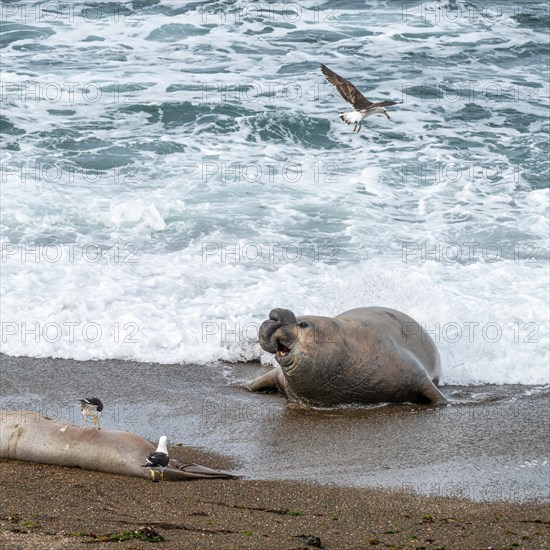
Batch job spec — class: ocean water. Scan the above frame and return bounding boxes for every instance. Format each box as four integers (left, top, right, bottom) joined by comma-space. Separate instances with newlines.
1, 0, 548, 385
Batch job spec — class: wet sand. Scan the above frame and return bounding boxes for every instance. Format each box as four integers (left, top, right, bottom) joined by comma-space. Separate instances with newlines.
1, 354, 549, 548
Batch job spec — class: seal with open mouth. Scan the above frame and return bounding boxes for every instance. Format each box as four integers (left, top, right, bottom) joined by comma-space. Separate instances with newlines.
247, 306, 447, 407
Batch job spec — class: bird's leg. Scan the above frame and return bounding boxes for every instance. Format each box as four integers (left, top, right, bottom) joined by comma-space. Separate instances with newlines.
355, 122, 362, 134
353, 123, 357, 132
150, 469, 155, 481
161, 470, 164, 482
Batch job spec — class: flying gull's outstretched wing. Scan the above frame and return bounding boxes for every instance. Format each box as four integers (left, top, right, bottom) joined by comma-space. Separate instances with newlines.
320, 64, 372, 110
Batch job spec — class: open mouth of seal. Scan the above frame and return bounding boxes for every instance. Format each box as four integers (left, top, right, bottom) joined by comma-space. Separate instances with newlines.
276, 340, 291, 357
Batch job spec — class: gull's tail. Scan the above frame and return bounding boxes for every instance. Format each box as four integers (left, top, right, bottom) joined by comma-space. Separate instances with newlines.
339, 111, 363, 125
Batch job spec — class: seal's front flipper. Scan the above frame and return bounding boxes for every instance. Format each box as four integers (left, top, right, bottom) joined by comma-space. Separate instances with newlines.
245, 366, 286, 394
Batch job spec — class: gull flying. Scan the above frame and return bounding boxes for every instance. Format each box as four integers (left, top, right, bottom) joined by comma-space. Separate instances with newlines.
321, 64, 399, 133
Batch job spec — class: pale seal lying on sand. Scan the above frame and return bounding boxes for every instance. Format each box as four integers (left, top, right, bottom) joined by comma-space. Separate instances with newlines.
0, 411, 239, 481
248, 307, 448, 407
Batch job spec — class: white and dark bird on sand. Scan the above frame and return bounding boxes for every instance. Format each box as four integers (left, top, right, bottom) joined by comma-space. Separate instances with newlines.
141, 436, 170, 482
79, 397, 103, 429
320, 64, 400, 133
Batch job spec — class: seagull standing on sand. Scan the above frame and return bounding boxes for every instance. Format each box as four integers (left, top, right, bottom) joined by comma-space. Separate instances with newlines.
79, 397, 104, 429
141, 436, 170, 482
320, 64, 400, 133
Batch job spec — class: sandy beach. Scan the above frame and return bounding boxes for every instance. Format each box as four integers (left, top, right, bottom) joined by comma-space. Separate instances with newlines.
1, 354, 549, 548
1, 455, 549, 549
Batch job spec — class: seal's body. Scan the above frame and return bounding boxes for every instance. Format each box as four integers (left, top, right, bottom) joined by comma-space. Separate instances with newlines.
248, 307, 447, 407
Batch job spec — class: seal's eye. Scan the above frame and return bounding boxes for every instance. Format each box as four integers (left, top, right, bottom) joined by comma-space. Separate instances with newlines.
298, 322, 309, 329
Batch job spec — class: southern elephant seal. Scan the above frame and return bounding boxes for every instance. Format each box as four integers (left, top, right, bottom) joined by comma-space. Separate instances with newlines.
248, 306, 448, 407
0, 411, 239, 481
